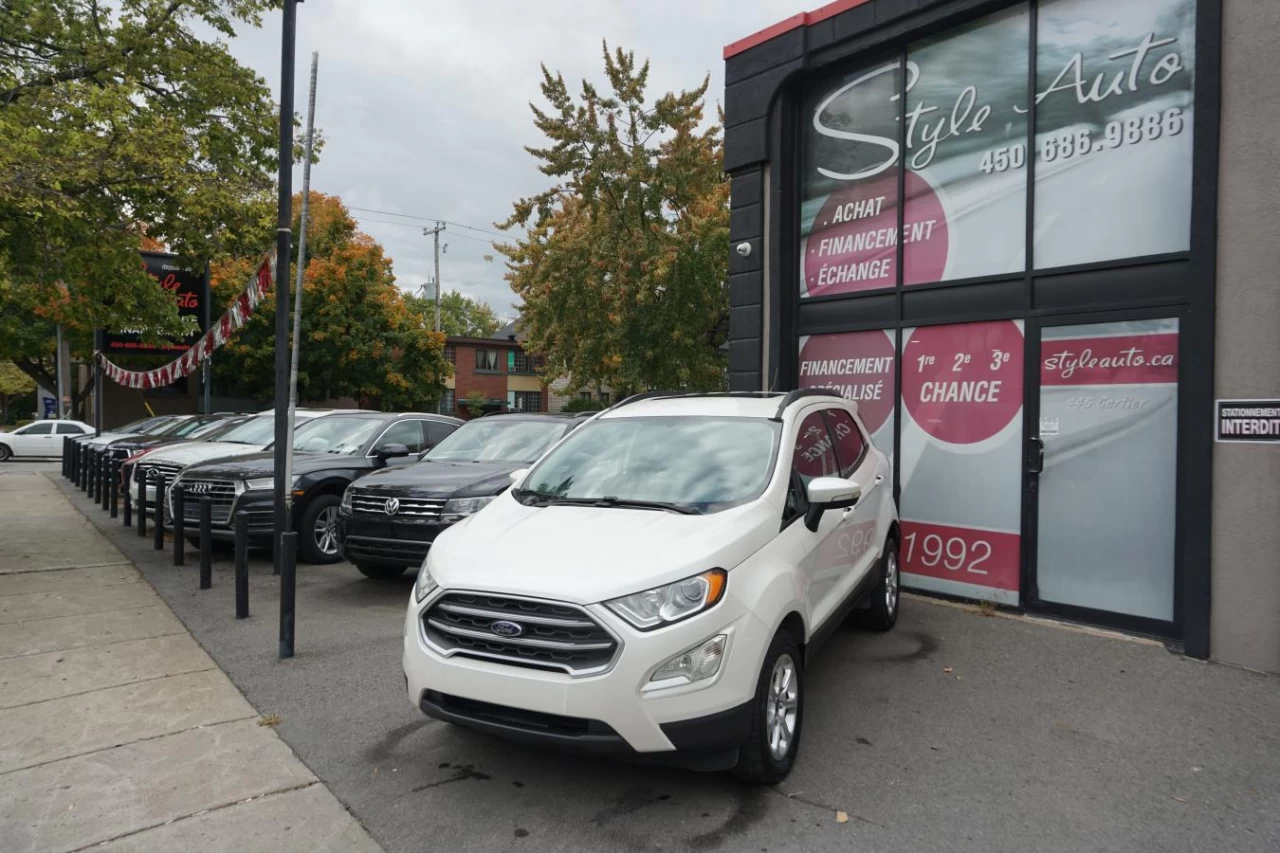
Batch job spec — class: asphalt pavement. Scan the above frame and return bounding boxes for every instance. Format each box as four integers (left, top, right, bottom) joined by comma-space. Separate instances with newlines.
51, 470, 1280, 853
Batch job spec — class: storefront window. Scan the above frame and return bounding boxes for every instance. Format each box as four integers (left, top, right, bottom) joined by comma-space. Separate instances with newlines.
799, 57, 902, 297
905, 4, 1029, 283
1036, 318, 1179, 620
797, 329, 896, 459
899, 320, 1025, 604
1033, 0, 1196, 268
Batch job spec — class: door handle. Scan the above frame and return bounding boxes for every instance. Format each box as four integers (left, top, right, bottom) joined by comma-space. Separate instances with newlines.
1027, 436, 1044, 474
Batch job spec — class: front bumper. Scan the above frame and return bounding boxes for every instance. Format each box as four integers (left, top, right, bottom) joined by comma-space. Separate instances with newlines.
402, 587, 769, 757
337, 510, 449, 567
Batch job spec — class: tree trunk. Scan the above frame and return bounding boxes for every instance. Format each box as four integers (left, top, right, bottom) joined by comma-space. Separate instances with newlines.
12, 358, 57, 396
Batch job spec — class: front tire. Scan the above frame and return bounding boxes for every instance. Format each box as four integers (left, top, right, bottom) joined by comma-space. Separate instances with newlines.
857, 535, 900, 632
0, 444, 11, 462
356, 563, 408, 580
298, 495, 342, 564
733, 629, 803, 784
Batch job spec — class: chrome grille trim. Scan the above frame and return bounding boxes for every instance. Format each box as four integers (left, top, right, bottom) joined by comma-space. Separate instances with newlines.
174, 478, 238, 524
422, 592, 621, 677
350, 488, 445, 518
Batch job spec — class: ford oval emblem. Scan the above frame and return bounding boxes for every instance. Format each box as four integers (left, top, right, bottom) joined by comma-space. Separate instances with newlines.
489, 620, 524, 638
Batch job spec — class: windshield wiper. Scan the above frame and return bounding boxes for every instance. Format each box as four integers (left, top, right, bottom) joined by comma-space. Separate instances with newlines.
518, 493, 699, 515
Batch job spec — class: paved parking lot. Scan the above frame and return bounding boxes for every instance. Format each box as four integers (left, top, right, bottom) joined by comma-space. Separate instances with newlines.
54, 473, 1280, 853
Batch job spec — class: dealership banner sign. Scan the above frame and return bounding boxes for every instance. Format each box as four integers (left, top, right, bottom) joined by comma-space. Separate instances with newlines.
104, 252, 208, 355
97, 251, 275, 390
798, 0, 1196, 296
1216, 400, 1280, 443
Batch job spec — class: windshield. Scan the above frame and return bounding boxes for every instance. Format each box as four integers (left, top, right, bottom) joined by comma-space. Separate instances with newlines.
425, 419, 569, 463
519, 416, 781, 513
137, 417, 180, 435
214, 415, 280, 445
155, 417, 206, 437
291, 415, 383, 455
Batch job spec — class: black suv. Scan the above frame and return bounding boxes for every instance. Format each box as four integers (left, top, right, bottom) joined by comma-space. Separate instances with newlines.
336, 413, 583, 578
170, 411, 461, 563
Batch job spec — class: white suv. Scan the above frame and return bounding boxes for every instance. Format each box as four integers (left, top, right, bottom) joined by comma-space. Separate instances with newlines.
402, 390, 899, 783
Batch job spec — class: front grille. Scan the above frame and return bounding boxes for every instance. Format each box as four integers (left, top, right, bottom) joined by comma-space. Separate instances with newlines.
174, 478, 237, 524
342, 535, 431, 566
350, 488, 446, 518
423, 691, 619, 739
144, 462, 184, 482
423, 593, 619, 676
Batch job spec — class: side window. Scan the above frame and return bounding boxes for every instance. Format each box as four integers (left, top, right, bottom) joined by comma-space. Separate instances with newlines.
21, 422, 53, 435
785, 411, 839, 523
424, 421, 456, 448
56, 423, 85, 435
374, 420, 425, 454
823, 408, 867, 479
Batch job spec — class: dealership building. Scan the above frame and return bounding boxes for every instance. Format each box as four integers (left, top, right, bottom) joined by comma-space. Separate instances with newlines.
722, 0, 1279, 672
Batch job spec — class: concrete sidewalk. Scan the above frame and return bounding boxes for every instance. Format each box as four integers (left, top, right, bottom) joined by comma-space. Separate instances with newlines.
0, 469, 383, 853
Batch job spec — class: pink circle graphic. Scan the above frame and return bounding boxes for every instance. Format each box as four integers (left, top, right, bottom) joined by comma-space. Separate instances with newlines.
803, 171, 948, 297
902, 320, 1023, 445
798, 330, 895, 434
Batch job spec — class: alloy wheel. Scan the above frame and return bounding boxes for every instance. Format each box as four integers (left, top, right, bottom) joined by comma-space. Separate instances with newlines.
765, 654, 799, 761
314, 505, 339, 556
886, 549, 899, 615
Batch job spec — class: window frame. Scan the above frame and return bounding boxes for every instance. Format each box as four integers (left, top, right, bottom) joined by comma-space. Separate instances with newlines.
821, 407, 869, 480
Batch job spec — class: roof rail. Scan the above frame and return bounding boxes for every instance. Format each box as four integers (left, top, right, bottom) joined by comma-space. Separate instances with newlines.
608, 390, 680, 411
772, 388, 843, 420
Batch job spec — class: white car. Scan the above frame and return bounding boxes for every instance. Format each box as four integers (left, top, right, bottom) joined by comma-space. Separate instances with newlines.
403, 390, 899, 783
125, 408, 358, 506
0, 420, 94, 460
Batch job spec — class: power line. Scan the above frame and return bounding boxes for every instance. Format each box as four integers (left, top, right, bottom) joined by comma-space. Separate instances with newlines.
353, 216, 503, 246
347, 206, 508, 239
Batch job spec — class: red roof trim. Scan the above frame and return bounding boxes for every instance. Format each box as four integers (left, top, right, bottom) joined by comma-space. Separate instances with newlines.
723, 0, 873, 60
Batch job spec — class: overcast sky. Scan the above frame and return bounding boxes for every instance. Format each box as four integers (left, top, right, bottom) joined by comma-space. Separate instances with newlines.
220, 0, 799, 320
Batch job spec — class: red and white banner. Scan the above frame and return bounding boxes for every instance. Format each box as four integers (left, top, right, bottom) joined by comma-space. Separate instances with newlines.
96, 251, 275, 391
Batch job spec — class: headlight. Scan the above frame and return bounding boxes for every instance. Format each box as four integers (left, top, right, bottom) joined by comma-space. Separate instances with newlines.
340, 485, 353, 510
245, 475, 300, 491
440, 495, 496, 522
414, 562, 438, 603
649, 634, 728, 686
605, 569, 727, 630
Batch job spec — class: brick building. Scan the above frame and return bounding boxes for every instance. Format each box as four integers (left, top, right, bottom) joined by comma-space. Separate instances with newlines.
442, 322, 548, 418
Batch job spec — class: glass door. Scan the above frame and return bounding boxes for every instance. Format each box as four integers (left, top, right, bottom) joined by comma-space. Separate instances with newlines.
1025, 314, 1181, 634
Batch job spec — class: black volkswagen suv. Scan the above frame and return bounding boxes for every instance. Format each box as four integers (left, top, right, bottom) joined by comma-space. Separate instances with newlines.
336, 413, 582, 578
170, 411, 461, 563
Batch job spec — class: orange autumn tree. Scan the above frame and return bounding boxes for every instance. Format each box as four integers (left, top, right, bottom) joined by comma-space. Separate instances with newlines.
210, 192, 450, 408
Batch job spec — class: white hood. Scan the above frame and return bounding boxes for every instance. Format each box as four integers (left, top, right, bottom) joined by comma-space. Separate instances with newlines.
140, 440, 266, 468
427, 492, 780, 604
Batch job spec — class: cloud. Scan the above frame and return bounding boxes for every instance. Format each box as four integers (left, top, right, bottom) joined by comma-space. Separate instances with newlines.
221, 0, 800, 314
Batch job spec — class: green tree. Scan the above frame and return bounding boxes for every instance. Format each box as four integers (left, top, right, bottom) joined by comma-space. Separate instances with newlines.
0, 361, 35, 423
212, 192, 451, 410
497, 44, 730, 393
406, 289, 502, 338
0, 0, 287, 393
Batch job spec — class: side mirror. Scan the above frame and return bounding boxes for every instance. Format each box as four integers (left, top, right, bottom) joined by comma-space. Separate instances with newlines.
508, 468, 529, 484
803, 476, 862, 532
375, 443, 411, 463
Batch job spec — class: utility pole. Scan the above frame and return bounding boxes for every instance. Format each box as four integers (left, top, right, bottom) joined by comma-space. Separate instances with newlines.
423, 222, 446, 332
273, 0, 300, 657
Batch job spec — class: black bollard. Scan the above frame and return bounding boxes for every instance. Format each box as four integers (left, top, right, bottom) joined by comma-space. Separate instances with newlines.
123, 474, 132, 528
154, 474, 167, 551
172, 484, 186, 566
278, 531, 297, 658
78, 445, 87, 490
109, 460, 120, 518
61, 437, 68, 478
87, 450, 96, 500
136, 466, 148, 537
100, 454, 111, 511
234, 512, 249, 619
199, 498, 212, 590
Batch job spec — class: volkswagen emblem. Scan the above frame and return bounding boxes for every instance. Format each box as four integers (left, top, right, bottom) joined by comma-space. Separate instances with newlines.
489, 620, 524, 638
384, 497, 400, 516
